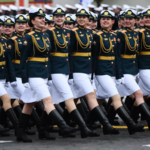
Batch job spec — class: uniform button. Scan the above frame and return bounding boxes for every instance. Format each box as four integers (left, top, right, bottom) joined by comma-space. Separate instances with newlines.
66, 59, 68, 61
45, 65, 47, 67
2, 67, 4, 69
47, 52, 48, 54
112, 51, 114, 53
88, 58, 91, 60
133, 61, 135, 63
111, 62, 113, 64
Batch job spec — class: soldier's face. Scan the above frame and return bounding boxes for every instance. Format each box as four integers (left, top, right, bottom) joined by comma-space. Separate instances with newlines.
100, 17, 114, 29
4, 25, 14, 35
139, 17, 144, 27
64, 23, 74, 29
53, 15, 65, 26
125, 17, 136, 28
86, 19, 93, 28
0, 25, 4, 35
32, 16, 45, 29
143, 16, 150, 27
76, 16, 89, 26
15, 22, 26, 32
92, 21, 97, 29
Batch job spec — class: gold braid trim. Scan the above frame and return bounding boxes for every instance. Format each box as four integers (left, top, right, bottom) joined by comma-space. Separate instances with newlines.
52, 31, 67, 52
31, 35, 47, 53
74, 31, 90, 50
124, 33, 137, 52
99, 35, 112, 54
14, 40, 20, 58
0, 43, 3, 57
142, 32, 150, 49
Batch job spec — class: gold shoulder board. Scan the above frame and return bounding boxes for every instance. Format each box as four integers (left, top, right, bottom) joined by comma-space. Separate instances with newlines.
49, 27, 56, 31
28, 31, 35, 35
11, 36, 18, 40
139, 28, 146, 33
97, 31, 103, 35
121, 30, 127, 33
72, 27, 79, 31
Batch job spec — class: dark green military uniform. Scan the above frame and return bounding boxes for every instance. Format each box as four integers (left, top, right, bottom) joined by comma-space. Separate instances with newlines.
46, 25, 70, 74
139, 9, 150, 69
20, 28, 51, 83
117, 10, 139, 75
6, 15, 27, 83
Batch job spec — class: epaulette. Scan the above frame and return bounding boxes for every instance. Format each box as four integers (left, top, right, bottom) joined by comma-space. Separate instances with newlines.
134, 28, 140, 32
11, 36, 18, 40
28, 31, 35, 35
49, 27, 56, 31
1, 36, 7, 40
92, 30, 96, 34
111, 32, 117, 36
121, 30, 127, 33
63, 27, 70, 30
139, 28, 146, 33
86, 27, 92, 30
72, 27, 79, 31
97, 31, 103, 35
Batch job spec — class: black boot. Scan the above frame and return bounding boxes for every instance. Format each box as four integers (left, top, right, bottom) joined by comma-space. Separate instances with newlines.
17, 113, 32, 142
138, 103, 150, 130
130, 106, 140, 123
102, 99, 108, 112
49, 109, 76, 137
0, 124, 9, 134
125, 96, 135, 111
76, 103, 88, 122
70, 109, 100, 138
38, 111, 55, 140
122, 101, 131, 115
107, 105, 119, 125
35, 101, 44, 118
81, 98, 90, 115
55, 104, 64, 117
13, 105, 21, 119
116, 106, 144, 135
92, 106, 119, 135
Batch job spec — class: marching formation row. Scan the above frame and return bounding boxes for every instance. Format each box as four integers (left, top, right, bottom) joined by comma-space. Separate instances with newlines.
0, 4, 150, 143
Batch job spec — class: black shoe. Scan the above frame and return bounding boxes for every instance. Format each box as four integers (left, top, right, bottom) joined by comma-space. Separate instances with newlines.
70, 109, 100, 138
116, 106, 144, 135
16, 128, 32, 142
4, 118, 14, 129
49, 109, 77, 137
38, 130, 56, 140
25, 127, 36, 135
138, 103, 150, 131
92, 106, 119, 135
0, 124, 9, 134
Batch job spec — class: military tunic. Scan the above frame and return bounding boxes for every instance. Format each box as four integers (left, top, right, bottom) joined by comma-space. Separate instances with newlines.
20, 28, 52, 102
70, 25, 94, 98
138, 27, 150, 96
46, 25, 74, 104
116, 27, 140, 96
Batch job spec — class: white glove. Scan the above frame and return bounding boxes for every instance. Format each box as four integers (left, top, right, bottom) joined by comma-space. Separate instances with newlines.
23, 83, 30, 88
5, 82, 10, 87
47, 80, 52, 87
116, 77, 125, 85
68, 79, 74, 85
10, 81, 17, 87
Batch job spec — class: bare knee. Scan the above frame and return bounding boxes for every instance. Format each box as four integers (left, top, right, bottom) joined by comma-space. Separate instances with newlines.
42, 97, 53, 105
1, 94, 11, 104
134, 90, 143, 98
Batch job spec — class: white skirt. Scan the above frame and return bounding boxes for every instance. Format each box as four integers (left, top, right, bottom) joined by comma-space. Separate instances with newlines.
73, 73, 94, 98
139, 70, 150, 96
68, 79, 78, 99
21, 78, 50, 103
0, 79, 7, 97
51, 74, 73, 104
95, 75, 119, 99
6, 78, 25, 99
116, 74, 140, 97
